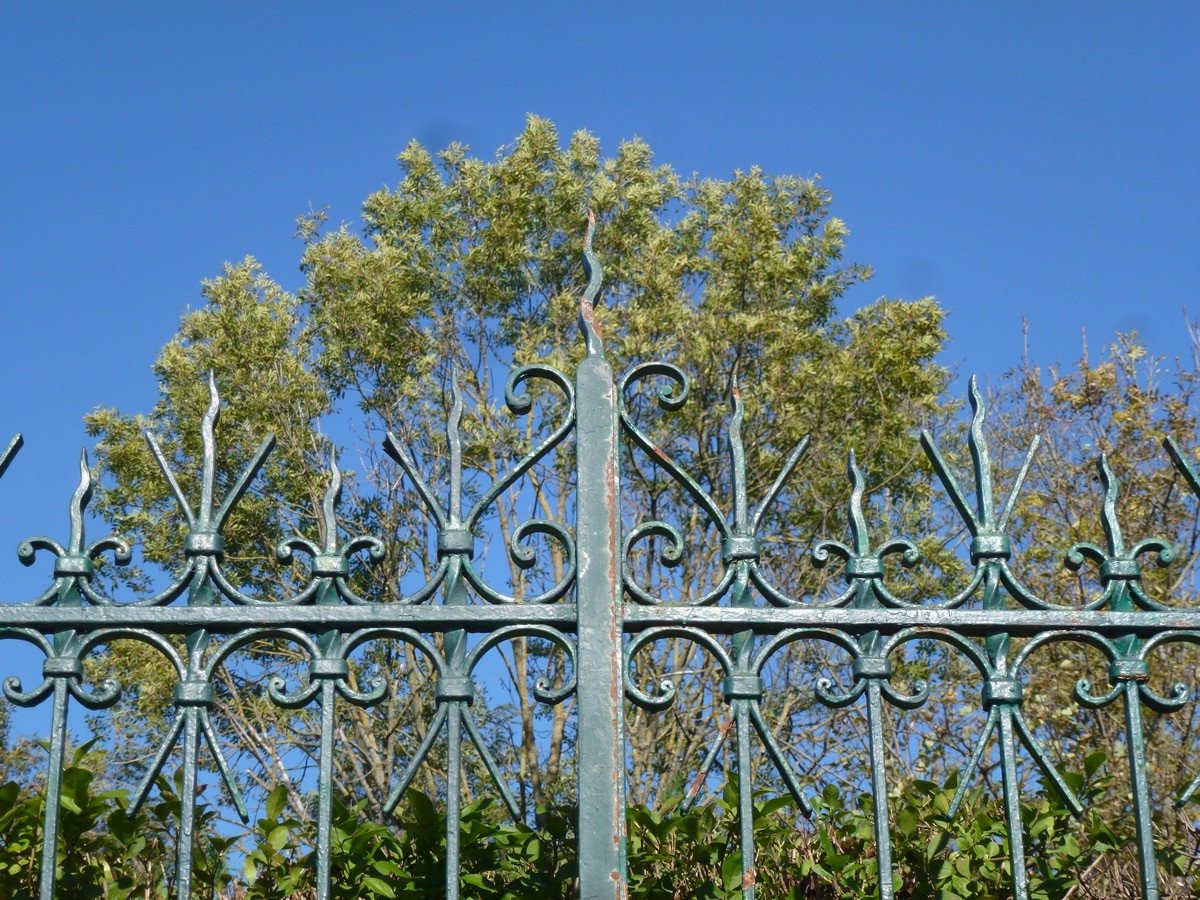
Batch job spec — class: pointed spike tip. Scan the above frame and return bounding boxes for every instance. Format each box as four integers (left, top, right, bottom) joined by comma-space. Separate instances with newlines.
578, 210, 605, 356
202, 371, 221, 433
967, 375, 984, 417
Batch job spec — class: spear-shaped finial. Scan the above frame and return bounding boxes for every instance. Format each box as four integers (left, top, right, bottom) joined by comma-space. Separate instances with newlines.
727, 362, 748, 528
67, 449, 94, 554
579, 209, 605, 357
1097, 453, 1125, 556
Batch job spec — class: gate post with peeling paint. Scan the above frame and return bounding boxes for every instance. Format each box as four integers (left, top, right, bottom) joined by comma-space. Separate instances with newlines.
574, 212, 627, 898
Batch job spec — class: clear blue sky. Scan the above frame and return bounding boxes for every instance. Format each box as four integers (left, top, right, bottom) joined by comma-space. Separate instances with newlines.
0, 4, 1197, 595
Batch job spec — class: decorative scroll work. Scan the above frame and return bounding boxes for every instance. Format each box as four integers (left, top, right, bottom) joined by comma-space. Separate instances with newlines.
618, 368, 1200, 900
5, 219, 1200, 900
0, 359, 578, 900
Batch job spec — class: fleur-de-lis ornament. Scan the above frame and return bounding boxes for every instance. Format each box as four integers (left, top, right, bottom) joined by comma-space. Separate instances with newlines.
133, 374, 273, 898
6, 447, 129, 900
1066, 454, 1179, 900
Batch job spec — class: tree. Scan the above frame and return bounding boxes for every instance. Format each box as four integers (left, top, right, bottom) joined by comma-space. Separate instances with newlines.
77, 116, 949, 835
7, 117, 1200, 897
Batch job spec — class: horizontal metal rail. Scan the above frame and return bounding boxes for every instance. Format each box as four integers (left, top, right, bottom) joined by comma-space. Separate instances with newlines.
5, 603, 1200, 636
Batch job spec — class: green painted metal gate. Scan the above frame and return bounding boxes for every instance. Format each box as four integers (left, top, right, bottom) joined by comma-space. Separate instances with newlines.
2, 221, 1199, 899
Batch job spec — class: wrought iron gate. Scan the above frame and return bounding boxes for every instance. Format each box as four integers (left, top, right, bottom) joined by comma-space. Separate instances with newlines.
2, 220, 1199, 899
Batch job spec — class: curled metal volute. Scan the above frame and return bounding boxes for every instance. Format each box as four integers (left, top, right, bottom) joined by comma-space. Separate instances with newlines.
267, 675, 321, 710
507, 518, 575, 575
504, 363, 574, 418
578, 208, 605, 357
814, 675, 866, 708
1073, 677, 1123, 709
340, 535, 386, 564
533, 673, 576, 705
619, 361, 689, 412
465, 364, 576, 531
0, 433, 22, 480
1064, 541, 1107, 573
68, 676, 122, 710
3, 674, 55, 707
878, 538, 921, 568
337, 676, 388, 709
625, 672, 676, 712
619, 377, 728, 539
624, 626, 733, 711
623, 521, 687, 607
1130, 537, 1176, 569
17, 536, 67, 568
1138, 680, 1190, 714
276, 536, 319, 565
464, 624, 576, 704
85, 536, 132, 568
881, 677, 930, 711
810, 539, 852, 569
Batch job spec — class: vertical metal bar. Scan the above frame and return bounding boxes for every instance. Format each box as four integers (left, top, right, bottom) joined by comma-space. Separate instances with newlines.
1123, 680, 1159, 900
38, 678, 68, 900
446, 705, 462, 900
315, 678, 336, 900
996, 707, 1028, 900
863, 678, 894, 900
176, 706, 200, 899
575, 349, 626, 899
734, 700, 755, 899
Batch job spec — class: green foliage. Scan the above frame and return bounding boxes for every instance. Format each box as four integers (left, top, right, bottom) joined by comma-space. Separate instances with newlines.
0, 748, 232, 899
3, 753, 1193, 898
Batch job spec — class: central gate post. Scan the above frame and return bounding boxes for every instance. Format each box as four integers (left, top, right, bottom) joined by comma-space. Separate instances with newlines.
574, 213, 627, 898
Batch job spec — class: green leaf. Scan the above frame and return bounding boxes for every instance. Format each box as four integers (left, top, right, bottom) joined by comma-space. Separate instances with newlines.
721, 852, 744, 892
362, 875, 397, 898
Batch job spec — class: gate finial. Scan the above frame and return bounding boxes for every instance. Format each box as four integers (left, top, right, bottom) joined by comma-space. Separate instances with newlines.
579, 209, 605, 357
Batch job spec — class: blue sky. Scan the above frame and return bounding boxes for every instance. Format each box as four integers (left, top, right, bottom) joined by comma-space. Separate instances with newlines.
0, 5, 1197, 592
